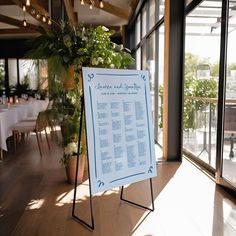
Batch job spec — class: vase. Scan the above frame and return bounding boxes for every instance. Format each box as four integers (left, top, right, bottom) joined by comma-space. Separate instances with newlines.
65, 154, 86, 185
63, 65, 75, 91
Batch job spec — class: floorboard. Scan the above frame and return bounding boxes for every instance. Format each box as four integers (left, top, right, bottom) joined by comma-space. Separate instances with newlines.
0, 134, 236, 236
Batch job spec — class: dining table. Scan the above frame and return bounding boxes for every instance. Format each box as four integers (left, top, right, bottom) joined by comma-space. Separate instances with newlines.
0, 99, 49, 160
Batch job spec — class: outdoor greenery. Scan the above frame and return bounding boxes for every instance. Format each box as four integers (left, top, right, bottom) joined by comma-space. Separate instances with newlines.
183, 53, 218, 130
159, 53, 219, 130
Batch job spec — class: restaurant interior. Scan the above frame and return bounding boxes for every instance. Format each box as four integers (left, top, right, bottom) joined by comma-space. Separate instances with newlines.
0, 0, 236, 235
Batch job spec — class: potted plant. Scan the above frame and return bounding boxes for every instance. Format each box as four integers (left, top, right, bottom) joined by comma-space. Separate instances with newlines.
28, 21, 134, 184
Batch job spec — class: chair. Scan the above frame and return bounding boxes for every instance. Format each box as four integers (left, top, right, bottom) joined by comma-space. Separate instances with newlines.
12, 111, 50, 156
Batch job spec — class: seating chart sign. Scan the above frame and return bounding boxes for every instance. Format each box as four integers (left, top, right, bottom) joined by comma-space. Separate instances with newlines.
82, 67, 157, 194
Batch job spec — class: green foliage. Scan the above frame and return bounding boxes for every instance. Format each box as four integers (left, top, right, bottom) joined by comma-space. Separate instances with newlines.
28, 22, 134, 165
183, 75, 197, 130
14, 74, 30, 96
0, 64, 4, 90
183, 53, 218, 130
185, 53, 199, 78
158, 53, 219, 131
227, 63, 236, 72
28, 23, 134, 73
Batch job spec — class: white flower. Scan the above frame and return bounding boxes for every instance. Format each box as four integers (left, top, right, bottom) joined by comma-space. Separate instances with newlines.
91, 58, 98, 65
97, 57, 104, 64
110, 64, 115, 68
102, 26, 109, 32
106, 57, 111, 64
64, 142, 78, 156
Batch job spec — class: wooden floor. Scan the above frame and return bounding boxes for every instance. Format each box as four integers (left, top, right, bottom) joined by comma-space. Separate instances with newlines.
0, 134, 236, 236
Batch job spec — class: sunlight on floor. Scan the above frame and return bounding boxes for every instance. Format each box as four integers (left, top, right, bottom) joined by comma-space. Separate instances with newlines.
223, 198, 234, 222
26, 199, 45, 210
55, 180, 91, 207
55, 179, 124, 207
133, 161, 217, 236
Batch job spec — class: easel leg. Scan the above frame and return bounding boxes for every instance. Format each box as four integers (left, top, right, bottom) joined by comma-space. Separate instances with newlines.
72, 96, 95, 231
120, 178, 154, 211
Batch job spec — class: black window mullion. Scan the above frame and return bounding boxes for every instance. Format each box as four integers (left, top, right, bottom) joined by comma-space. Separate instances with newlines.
216, 0, 229, 182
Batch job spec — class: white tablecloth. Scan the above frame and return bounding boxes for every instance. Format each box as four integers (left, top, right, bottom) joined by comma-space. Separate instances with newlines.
0, 100, 49, 151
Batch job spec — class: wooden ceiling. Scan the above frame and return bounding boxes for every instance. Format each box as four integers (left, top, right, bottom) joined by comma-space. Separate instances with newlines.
0, 0, 138, 38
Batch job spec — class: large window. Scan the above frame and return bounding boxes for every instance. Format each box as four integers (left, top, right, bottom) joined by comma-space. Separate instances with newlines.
141, 4, 147, 38
8, 59, 17, 87
19, 59, 38, 90
135, 15, 141, 46
156, 25, 164, 145
222, 0, 236, 187
133, 0, 165, 160
149, 0, 156, 30
183, 0, 222, 169
1, 58, 48, 98
0, 59, 5, 91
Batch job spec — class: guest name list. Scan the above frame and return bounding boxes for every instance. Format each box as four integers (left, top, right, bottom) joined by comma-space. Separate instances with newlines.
82, 68, 156, 194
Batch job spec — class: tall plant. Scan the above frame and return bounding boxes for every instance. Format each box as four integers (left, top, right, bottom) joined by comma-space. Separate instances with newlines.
28, 22, 134, 165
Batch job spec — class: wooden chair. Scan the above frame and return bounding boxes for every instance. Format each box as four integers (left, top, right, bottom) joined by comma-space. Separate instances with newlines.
12, 111, 50, 156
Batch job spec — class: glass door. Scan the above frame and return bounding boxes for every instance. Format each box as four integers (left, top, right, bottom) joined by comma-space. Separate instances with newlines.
184, 0, 223, 171
221, 0, 236, 190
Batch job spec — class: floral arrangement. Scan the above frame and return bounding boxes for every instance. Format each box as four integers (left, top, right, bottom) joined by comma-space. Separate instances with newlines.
29, 22, 134, 73
28, 21, 134, 167
64, 141, 78, 156
60, 141, 78, 166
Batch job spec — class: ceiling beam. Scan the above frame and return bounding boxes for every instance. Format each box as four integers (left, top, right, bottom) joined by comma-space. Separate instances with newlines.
28, 0, 49, 15
0, 28, 36, 34
83, 0, 130, 21
130, 0, 139, 10
0, 14, 38, 31
63, 0, 78, 25
11, 0, 49, 29
0, 0, 15, 5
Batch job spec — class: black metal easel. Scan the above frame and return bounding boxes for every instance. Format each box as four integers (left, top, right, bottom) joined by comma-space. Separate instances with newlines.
72, 96, 155, 231
72, 96, 94, 230
120, 178, 155, 211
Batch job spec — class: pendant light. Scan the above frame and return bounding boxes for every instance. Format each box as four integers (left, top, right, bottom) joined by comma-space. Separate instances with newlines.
99, 0, 104, 8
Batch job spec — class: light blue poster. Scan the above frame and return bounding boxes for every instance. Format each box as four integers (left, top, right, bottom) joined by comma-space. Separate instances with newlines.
82, 67, 157, 194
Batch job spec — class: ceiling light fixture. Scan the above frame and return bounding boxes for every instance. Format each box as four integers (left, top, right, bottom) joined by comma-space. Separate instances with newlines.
89, 1, 93, 10
42, 15, 47, 22
22, 4, 26, 12
48, 18, 52, 25
99, 0, 104, 8
80, 0, 85, 5
26, 0, 30, 6
23, 19, 27, 27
